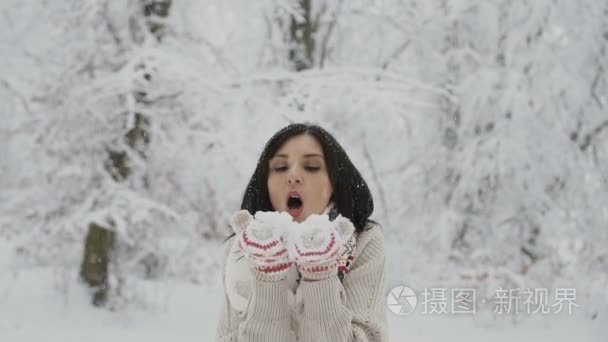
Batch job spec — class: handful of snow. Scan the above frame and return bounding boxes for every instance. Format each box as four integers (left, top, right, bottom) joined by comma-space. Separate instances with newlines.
286, 213, 355, 264
230, 210, 292, 258
230, 210, 355, 263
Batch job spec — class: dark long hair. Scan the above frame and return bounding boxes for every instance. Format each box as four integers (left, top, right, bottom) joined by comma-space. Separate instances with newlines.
238, 123, 376, 233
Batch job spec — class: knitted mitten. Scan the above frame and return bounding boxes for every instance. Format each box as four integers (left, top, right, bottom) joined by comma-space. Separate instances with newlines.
230, 210, 294, 281
287, 213, 355, 281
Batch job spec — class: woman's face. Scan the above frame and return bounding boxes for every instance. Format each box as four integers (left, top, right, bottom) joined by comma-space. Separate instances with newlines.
267, 134, 333, 222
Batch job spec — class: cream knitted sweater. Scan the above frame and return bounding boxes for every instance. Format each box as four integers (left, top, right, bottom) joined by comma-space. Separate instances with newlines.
215, 224, 388, 341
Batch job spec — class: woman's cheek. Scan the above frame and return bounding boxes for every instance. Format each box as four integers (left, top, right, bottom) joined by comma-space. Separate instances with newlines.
321, 186, 332, 203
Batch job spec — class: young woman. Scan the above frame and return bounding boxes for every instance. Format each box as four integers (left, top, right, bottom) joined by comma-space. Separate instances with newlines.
216, 123, 387, 341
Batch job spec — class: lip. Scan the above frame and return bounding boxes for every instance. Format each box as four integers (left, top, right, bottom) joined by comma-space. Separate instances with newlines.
287, 191, 302, 200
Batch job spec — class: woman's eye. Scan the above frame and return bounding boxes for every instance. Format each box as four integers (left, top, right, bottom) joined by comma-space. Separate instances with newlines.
305, 166, 320, 172
272, 166, 288, 172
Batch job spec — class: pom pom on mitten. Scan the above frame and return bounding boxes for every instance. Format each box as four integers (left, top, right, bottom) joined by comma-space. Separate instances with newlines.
230, 210, 294, 281
287, 214, 355, 280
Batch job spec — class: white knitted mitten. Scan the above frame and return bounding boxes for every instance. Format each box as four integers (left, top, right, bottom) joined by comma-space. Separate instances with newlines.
287, 213, 355, 281
230, 210, 294, 281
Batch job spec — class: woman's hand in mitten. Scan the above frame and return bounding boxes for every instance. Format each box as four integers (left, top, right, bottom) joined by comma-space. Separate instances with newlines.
230, 210, 294, 282
287, 214, 355, 281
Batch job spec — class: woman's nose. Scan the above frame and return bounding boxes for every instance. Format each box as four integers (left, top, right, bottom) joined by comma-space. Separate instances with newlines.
287, 167, 303, 184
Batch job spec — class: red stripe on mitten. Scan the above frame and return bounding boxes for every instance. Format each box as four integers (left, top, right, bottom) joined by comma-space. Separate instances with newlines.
287, 214, 355, 280
230, 210, 294, 281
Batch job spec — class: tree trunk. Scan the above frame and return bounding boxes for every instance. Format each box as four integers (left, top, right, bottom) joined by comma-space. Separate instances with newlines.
79, 222, 116, 306
288, 0, 315, 71
79, 0, 171, 307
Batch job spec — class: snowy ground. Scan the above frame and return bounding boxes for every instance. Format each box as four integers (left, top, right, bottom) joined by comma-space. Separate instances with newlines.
1, 242, 606, 341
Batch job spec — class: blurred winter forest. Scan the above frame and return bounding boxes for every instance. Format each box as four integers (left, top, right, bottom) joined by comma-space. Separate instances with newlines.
1, 0, 608, 337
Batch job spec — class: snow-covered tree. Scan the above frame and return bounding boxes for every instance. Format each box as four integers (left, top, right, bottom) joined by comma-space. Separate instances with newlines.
1, 0, 606, 316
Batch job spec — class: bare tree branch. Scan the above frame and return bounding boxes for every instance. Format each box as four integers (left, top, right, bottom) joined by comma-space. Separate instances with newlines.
102, 2, 125, 52
362, 137, 389, 224
319, 0, 343, 68
580, 119, 608, 151
590, 66, 604, 109
381, 40, 411, 70
1, 78, 32, 114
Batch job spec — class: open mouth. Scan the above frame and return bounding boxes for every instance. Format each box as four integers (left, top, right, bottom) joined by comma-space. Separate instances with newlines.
286, 193, 304, 218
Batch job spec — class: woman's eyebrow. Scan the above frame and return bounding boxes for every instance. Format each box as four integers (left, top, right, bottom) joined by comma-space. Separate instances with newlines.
303, 153, 323, 158
272, 153, 323, 158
